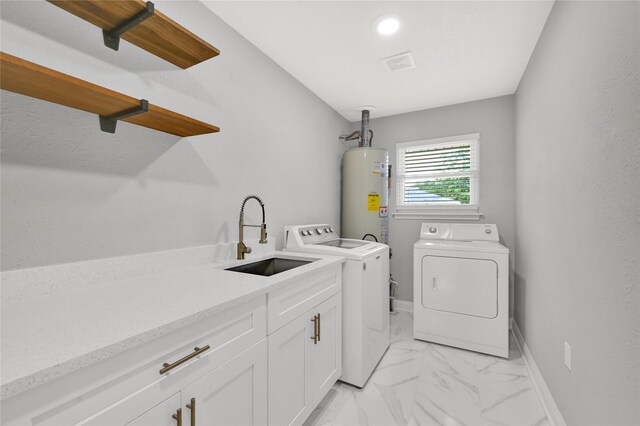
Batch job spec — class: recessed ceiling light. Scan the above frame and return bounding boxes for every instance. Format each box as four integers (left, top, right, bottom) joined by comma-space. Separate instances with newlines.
374, 14, 402, 36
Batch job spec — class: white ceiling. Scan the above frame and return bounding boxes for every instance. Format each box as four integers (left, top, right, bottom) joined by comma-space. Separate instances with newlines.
203, 1, 554, 122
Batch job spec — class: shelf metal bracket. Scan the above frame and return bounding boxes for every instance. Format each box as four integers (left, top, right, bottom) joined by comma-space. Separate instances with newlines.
99, 99, 149, 133
102, 1, 155, 51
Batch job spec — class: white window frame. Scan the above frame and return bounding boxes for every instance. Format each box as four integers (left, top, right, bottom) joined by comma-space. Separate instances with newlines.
393, 133, 482, 220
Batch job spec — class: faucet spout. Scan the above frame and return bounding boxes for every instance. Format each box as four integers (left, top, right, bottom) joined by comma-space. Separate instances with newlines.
237, 195, 268, 260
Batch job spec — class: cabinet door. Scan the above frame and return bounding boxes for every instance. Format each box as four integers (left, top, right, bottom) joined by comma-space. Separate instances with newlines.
308, 292, 342, 407
268, 311, 313, 426
77, 386, 180, 426
126, 393, 181, 426
182, 340, 267, 426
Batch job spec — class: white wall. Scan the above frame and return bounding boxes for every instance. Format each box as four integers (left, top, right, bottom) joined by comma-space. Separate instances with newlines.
0, 1, 350, 270
515, 1, 639, 425
356, 95, 516, 303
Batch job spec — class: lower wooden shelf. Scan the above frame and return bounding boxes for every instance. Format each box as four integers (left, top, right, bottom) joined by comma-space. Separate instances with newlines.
0, 52, 219, 137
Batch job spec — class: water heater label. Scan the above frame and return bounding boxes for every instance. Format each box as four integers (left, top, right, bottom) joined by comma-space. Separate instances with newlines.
367, 193, 380, 211
371, 162, 383, 174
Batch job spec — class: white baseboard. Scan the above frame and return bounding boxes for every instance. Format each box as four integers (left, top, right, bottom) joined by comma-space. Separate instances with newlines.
511, 320, 566, 426
393, 300, 413, 313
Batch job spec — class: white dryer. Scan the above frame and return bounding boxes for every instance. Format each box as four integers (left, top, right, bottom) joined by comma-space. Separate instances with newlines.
414, 223, 509, 358
284, 224, 390, 387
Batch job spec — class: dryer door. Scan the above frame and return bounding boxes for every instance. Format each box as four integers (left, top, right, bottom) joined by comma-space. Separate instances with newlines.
421, 255, 498, 318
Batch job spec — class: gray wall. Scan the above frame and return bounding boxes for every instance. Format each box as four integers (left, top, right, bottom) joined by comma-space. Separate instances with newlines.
359, 95, 516, 304
514, 1, 639, 425
0, 1, 349, 270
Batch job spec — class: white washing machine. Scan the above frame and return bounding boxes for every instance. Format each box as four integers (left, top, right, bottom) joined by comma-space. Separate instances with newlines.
414, 223, 509, 358
284, 224, 390, 387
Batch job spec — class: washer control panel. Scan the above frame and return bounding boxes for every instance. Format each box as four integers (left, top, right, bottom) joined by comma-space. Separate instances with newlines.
297, 225, 336, 243
283, 224, 340, 247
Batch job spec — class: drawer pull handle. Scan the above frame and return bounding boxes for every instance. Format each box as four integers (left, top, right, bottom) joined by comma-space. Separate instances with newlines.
160, 345, 210, 374
172, 408, 182, 426
311, 314, 318, 344
186, 398, 196, 426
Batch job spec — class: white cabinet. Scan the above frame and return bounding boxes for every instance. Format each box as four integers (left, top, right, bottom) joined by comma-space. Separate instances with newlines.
267, 309, 310, 426
81, 341, 267, 426
308, 293, 341, 402
5, 297, 267, 426
267, 266, 341, 334
79, 387, 181, 426
268, 292, 342, 426
182, 340, 267, 426
2, 261, 343, 426
125, 393, 180, 426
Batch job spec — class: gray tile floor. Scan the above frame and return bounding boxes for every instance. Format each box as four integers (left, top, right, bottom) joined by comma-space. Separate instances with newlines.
305, 311, 549, 426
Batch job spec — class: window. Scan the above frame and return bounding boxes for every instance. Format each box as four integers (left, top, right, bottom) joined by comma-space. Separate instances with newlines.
394, 133, 480, 220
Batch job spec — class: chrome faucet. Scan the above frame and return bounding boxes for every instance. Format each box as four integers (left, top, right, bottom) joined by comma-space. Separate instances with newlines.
237, 195, 267, 260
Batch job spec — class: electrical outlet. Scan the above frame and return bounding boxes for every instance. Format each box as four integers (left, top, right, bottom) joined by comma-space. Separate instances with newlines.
564, 341, 572, 371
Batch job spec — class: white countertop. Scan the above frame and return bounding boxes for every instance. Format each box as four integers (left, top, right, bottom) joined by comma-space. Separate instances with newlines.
0, 251, 344, 400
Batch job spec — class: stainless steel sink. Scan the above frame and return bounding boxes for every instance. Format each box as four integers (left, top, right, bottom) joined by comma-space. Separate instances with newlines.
225, 257, 313, 277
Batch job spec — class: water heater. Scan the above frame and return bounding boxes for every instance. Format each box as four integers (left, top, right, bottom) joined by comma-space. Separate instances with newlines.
341, 147, 389, 243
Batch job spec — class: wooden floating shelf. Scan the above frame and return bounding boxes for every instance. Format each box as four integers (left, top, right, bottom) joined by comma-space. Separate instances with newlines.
47, 0, 220, 69
0, 52, 220, 137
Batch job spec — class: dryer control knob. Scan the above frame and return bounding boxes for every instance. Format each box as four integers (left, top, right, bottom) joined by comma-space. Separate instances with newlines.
485, 229, 492, 234
429, 226, 438, 233
315, 228, 323, 235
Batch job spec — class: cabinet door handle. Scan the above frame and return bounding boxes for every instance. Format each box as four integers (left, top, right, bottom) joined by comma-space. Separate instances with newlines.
311, 314, 318, 344
317, 312, 321, 342
160, 345, 211, 374
186, 398, 196, 426
376, 255, 380, 260
172, 408, 182, 426
432, 277, 437, 291
363, 263, 367, 271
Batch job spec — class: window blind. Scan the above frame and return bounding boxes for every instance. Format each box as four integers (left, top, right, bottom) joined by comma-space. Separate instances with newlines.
396, 137, 479, 207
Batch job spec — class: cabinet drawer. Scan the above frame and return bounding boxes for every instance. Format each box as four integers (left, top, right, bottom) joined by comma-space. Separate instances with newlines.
5, 296, 267, 426
80, 391, 181, 426
267, 265, 341, 334
79, 339, 268, 426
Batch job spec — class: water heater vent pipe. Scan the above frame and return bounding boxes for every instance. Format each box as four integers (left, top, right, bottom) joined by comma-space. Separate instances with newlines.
360, 109, 370, 147
338, 107, 375, 146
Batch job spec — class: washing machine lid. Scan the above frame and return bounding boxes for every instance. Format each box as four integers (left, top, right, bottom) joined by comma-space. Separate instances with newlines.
287, 240, 386, 260
313, 239, 370, 249
414, 240, 509, 254
284, 224, 387, 260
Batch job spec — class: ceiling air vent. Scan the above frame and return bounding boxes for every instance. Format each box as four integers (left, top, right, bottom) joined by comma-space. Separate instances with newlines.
381, 51, 416, 72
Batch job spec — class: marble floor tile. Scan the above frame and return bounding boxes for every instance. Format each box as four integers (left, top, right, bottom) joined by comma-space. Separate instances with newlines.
409, 343, 483, 426
305, 311, 549, 426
